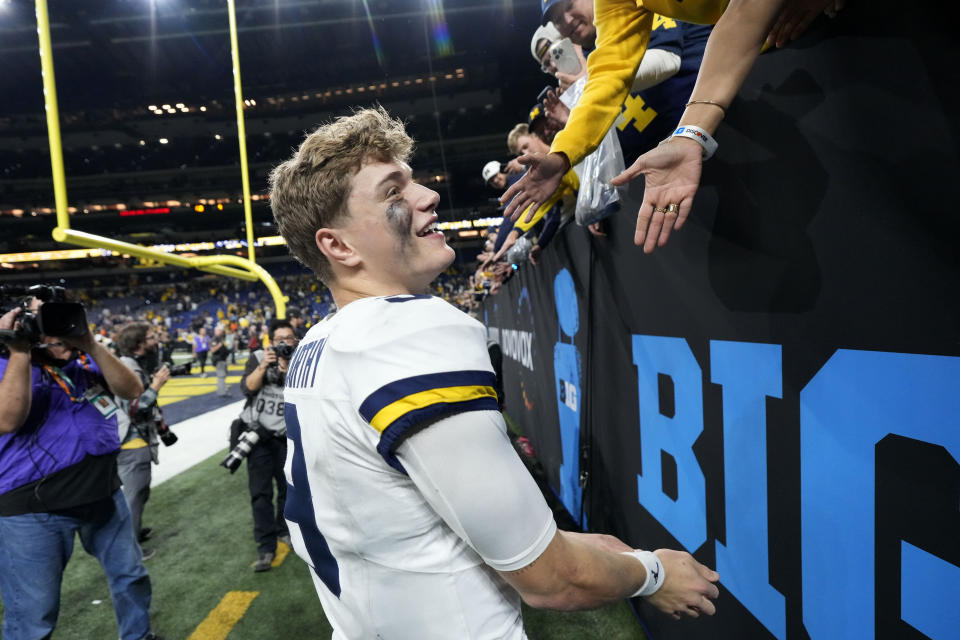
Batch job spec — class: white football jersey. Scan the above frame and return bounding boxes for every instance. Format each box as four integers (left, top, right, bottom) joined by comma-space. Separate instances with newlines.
282, 295, 526, 639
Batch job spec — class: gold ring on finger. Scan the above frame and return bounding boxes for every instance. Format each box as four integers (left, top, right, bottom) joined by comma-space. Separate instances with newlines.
666, 203, 679, 214
654, 206, 668, 213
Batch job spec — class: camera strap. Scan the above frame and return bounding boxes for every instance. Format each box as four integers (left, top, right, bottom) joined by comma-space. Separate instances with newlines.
43, 358, 119, 419
43, 364, 83, 403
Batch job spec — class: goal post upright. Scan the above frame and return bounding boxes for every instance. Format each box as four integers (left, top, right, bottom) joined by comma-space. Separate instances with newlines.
33, 0, 287, 318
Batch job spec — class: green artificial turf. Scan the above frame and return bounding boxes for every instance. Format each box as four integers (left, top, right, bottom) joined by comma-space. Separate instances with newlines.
1, 449, 645, 640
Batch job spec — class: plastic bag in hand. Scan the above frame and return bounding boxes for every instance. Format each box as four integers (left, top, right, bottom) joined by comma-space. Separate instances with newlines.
575, 127, 626, 226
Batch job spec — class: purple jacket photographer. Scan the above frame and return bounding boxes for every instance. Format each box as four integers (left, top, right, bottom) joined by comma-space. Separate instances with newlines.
0, 296, 163, 640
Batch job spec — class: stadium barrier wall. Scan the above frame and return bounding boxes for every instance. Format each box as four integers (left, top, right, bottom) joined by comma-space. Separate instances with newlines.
481, 4, 959, 639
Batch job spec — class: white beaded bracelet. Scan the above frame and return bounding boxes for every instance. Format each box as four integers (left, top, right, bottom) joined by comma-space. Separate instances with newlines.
670, 124, 718, 160
622, 550, 665, 598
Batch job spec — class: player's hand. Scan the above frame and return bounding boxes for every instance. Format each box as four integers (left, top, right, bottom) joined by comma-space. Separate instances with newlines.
645, 549, 720, 619
611, 137, 702, 253
543, 89, 570, 125
151, 365, 171, 390
259, 349, 278, 370
500, 152, 568, 221
0, 308, 30, 353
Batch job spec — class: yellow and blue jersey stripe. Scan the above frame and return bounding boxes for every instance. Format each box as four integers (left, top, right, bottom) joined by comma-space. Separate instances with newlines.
359, 370, 500, 473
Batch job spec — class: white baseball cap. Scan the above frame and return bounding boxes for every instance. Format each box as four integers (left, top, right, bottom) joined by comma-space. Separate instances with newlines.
482, 160, 502, 183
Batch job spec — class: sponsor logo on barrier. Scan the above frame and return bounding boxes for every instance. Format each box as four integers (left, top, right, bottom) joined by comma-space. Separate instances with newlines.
487, 324, 535, 371
500, 329, 535, 371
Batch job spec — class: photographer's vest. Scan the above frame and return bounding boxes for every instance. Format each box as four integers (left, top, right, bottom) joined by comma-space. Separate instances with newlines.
116, 355, 160, 461
240, 350, 287, 435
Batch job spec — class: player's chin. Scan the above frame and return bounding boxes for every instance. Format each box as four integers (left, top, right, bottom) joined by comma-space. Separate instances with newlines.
430, 240, 456, 272
437, 241, 456, 267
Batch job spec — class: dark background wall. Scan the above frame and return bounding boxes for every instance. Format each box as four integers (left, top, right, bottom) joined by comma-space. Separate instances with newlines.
483, 3, 959, 638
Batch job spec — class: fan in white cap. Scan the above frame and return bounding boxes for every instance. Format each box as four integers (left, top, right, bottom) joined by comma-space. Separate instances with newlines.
481, 161, 502, 184
530, 22, 581, 76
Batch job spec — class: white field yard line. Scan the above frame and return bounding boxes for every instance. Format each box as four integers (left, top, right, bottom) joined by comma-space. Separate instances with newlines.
151, 400, 246, 487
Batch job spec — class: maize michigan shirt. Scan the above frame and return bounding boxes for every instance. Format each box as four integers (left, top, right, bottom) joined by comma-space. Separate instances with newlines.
282, 295, 555, 639
551, 0, 728, 166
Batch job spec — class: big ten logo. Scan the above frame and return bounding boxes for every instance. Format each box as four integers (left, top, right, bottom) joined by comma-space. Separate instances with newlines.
553, 269, 584, 526
558, 378, 578, 412
631, 336, 960, 640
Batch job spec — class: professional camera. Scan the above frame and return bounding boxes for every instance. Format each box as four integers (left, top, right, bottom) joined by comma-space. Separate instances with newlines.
168, 361, 194, 376
263, 344, 294, 385
157, 420, 178, 446
272, 343, 295, 360
0, 285, 88, 345
220, 425, 267, 473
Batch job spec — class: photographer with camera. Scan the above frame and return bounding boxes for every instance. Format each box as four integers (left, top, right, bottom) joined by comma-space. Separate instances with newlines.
115, 322, 176, 560
0, 295, 163, 640
235, 318, 299, 572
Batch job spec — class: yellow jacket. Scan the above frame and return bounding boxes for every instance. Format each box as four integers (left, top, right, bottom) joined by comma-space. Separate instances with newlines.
550, 0, 727, 167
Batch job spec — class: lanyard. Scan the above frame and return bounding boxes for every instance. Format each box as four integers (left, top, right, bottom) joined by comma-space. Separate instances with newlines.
43, 354, 93, 403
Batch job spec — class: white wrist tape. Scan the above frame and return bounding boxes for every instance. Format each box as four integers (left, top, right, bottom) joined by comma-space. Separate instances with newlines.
670, 124, 718, 160
622, 550, 665, 597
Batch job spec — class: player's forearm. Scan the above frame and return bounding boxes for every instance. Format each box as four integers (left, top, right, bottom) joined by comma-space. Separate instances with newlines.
0, 352, 32, 434
511, 530, 645, 611
89, 342, 143, 400
679, 0, 785, 134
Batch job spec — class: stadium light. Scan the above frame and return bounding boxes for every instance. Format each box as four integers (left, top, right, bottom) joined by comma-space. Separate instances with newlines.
158, 137, 169, 144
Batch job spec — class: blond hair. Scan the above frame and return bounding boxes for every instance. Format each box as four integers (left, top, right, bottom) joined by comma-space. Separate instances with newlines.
269, 106, 413, 284
507, 123, 529, 155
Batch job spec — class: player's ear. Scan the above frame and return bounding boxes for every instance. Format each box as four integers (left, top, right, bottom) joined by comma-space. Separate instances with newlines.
316, 228, 361, 268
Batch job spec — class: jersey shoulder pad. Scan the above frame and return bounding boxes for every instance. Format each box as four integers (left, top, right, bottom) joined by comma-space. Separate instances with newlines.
328, 295, 482, 353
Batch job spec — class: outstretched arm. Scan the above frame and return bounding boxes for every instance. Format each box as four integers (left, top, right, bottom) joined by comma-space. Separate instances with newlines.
612, 0, 790, 252
397, 410, 720, 615
503, 530, 720, 615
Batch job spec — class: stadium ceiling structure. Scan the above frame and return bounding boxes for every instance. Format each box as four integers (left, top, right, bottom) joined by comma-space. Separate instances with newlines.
0, 0, 540, 116
0, 0, 543, 232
